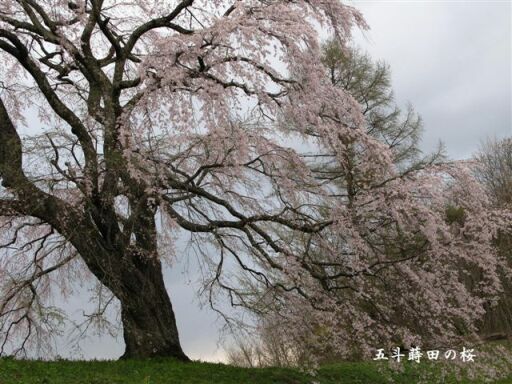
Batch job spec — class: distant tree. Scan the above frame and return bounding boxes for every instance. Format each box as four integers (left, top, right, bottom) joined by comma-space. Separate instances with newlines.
475, 137, 512, 338
476, 137, 512, 208
321, 40, 428, 168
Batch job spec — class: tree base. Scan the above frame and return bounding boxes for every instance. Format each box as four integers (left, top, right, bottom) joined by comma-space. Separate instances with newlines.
120, 349, 191, 362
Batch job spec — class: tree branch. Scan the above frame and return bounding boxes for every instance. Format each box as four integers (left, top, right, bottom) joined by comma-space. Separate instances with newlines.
0, 30, 99, 191
124, 0, 194, 57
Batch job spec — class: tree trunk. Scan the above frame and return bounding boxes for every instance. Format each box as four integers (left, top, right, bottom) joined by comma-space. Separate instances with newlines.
55, 190, 189, 360
114, 255, 189, 361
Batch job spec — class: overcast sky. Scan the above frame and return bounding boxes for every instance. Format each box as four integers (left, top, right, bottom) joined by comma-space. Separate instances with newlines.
351, 0, 511, 159
58, 0, 511, 362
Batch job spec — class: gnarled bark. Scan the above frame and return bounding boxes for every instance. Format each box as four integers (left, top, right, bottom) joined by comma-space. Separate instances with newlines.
117, 257, 188, 360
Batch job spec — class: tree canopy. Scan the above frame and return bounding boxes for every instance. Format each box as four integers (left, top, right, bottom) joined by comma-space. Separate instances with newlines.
0, 0, 507, 360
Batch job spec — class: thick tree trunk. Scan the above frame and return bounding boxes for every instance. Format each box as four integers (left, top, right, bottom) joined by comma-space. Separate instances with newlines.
75, 244, 190, 360
115, 255, 189, 361
55, 183, 189, 360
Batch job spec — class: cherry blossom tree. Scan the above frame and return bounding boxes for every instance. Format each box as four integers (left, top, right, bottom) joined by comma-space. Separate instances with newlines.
0, 0, 506, 361
0, 0, 367, 360
224, 45, 510, 365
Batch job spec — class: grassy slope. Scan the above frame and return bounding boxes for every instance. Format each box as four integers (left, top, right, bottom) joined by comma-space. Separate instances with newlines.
1, 358, 512, 384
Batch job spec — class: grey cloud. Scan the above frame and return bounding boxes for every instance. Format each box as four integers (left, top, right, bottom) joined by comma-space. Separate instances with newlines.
351, 0, 511, 159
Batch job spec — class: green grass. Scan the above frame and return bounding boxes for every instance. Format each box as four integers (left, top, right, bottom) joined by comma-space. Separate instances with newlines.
0, 358, 511, 384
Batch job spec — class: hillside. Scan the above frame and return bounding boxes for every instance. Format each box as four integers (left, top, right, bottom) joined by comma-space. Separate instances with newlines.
1, 357, 511, 384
